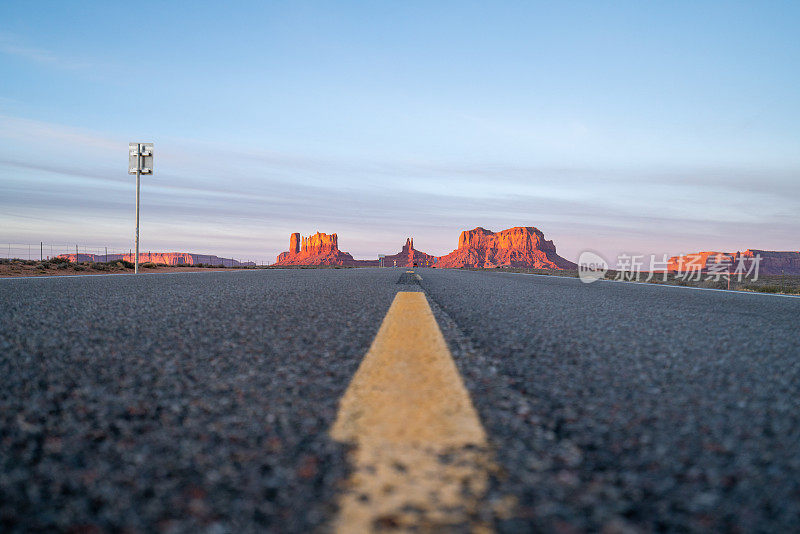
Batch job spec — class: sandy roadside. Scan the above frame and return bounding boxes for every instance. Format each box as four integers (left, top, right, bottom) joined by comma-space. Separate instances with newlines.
0, 264, 250, 278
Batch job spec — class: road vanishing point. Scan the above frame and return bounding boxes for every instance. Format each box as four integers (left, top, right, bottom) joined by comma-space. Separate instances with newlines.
2, 268, 799, 532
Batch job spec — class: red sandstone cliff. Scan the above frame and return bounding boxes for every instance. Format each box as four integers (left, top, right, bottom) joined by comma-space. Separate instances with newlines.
57, 252, 251, 266
380, 238, 437, 268
275, 231, 357, 265
668, 250, 800, 275
436, 226, 576, 269
274, 227, 574, 268
274, 233, 436, 267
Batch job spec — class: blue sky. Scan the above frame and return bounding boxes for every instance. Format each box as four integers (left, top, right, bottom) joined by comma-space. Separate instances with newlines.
1, 1, 798, 263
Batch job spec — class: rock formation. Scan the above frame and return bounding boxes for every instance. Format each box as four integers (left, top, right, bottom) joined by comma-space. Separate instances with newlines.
379, 238, 437, 268
274, 227, 574, 268
57, 252, 252, 266
739, 250, 800, 275
274, 233, 436, 267
275, 231, 358, 265
666, 251, 734, 272
668, 250, 800, 275
436, 226, 576, 269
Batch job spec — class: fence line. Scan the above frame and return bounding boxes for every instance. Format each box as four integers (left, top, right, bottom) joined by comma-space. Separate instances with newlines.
1, 243, 269, 267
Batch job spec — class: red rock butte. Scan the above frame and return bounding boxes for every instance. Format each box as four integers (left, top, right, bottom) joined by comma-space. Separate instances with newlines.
667, 250, 800, 275
276, 232, 436, 267
437, 226, 576, 269
274, 226, 576, 269
276, 232, 356, 265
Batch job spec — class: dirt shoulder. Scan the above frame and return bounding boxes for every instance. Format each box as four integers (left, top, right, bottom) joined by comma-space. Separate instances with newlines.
0, 259, 258, 278
466, 267, 800, 296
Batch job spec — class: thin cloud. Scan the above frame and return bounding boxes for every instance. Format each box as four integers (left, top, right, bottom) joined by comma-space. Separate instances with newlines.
0, 115, 120, 150
2, 113, 799, 261
0, 34, 93, 70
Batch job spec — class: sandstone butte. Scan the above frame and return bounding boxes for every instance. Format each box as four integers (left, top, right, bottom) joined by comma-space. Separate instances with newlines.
274, 226, 576, 269
667, 250, 800, 275
436, 226, 576, 269
275, 232, 436, 267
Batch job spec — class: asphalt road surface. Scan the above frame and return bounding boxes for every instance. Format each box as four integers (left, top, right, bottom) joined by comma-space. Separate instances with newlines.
2, 268, 798, 532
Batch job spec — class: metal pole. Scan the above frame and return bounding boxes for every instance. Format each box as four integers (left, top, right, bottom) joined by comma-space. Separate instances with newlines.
76, 244, 78, 264
40, 242, 43, 261
105, 246, 108, 263
135, 144, 141, 274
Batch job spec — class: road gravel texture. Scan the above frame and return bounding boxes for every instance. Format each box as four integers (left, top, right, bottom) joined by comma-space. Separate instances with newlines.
1, 269, 400, 533
422, 269, 800, 532
2, 268, 799, 532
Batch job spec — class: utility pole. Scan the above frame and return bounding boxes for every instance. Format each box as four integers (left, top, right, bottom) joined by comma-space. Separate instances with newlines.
129, 142, 154, 274
40, 242, 43, 261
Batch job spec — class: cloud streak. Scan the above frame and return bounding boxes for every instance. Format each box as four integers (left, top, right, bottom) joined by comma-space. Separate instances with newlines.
2, 114, 798, 263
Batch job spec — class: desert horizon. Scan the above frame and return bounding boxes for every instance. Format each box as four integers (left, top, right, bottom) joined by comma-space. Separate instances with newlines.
2, 2, 799, 532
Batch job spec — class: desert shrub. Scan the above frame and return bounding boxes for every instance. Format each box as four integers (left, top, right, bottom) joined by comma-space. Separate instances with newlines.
56, 263, 69, 270
141, 262, 157, 269
50, 256, 71, 264
91, 261, 124, 271
73, 265, 86, 271
748, 284, 782, 293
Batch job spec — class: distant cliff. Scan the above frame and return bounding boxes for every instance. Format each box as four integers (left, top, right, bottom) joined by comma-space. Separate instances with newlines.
436, 226, 576, 269
380, 238, 437, 268
273, 226, 574, 269
667, 250, 800, 275
275, 232, 436, 267
275, 232, 358, 265
58, 252, 252, 267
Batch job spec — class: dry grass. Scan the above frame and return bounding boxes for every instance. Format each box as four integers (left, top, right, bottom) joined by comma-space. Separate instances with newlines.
0, 258, 262, 278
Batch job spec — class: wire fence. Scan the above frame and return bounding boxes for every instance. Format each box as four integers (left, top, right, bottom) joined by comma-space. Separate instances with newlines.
1, 243, 268, 267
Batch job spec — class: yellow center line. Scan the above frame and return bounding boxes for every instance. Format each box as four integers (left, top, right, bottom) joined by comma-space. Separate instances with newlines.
330, 291, 496, 532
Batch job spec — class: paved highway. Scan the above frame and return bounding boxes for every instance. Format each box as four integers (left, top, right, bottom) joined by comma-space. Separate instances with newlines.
1, 268, 798, 532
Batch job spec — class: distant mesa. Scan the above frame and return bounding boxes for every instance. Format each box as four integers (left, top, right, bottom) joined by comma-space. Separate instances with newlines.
383, 237, 437, 268
274, 226, 575, 269
437, 226, 576, 269
58, 252, 252, 267
275, 232, 436, 267
276, 232, 355, 265
667, 250, 800, 275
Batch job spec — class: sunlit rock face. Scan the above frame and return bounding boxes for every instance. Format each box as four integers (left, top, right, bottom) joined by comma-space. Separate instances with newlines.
274, 234, 436, 267
666, 251, 735, 272
274, 227, 574, 268
57, 252, 250, 266
668, 250, 800, 275
380, 238, 437, 267
289, 233, 301, 254
275, 232, 357, 265
436, 226, 576, 269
